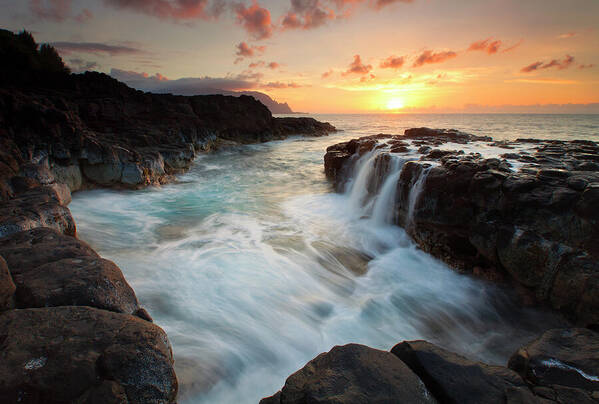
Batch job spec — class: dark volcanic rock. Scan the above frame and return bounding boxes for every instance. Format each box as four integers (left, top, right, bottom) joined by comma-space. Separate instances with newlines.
391, 340, 535, 404
508, 328, 599, 392
0, 72, 336, 195
261, 343, 436, 404
13, 256, 141, 314
0, 227, 98, 275
0, 255, 15, 310
0, 306, 177, 403
323, 130, 599, 326
0, 183, 74, 238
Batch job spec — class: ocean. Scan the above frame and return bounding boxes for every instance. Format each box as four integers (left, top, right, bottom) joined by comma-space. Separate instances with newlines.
69, 114, 598, 403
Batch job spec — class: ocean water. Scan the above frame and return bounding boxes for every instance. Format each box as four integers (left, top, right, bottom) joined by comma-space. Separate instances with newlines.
70, 114, 597, 403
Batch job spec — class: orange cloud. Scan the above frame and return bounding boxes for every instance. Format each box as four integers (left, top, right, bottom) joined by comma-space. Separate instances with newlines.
342, 55, 372, 76
235, 42, 266, 58
267, 62, 280, 69
234, 0, 273, 40
321, 69, 334, 79
412, 50, 457, 67
379, 55, 405, 69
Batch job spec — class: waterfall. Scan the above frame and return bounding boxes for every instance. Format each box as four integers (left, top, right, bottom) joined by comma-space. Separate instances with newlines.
371, 156, 404, 224
406, 166, 431, 228
346, 150, 379, 212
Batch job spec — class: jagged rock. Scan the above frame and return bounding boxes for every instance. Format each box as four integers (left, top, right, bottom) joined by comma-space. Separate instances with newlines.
508, 328, 599, 392
260, 343, 436, 404
0, 306, 177, 403
0, 255, 15, 310
391, 340, 534, 404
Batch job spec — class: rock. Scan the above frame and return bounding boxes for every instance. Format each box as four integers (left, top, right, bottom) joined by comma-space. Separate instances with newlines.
0, 228, 98, 275
0, 185, 75, 238
508, 328, 599, 392
391, 340, 533, 404
12, 256, 141, 315
0, 255, 15, 310
0, 306, 177, 403
262, 344, 436, 404
51, 164, 83, 192
323, 131, 599, 325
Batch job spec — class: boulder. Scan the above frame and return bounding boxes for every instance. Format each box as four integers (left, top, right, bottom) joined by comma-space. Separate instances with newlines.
508, 328, 599, 392
261, 343, 436, 404
391, 340, 534, 404
12, 256, 140, 315
0, 306, 177, 403
0, 228, 98, 276
0, 185, 75, 238
0, 255, 15, 310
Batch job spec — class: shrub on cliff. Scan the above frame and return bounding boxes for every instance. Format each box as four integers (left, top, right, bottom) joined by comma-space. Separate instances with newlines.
0, 29, 70, 87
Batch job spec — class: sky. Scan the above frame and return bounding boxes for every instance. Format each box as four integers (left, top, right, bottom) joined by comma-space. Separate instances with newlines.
1, 0, 598, 113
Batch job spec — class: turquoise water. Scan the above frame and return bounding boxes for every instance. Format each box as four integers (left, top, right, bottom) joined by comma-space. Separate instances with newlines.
70, 114, 595, 403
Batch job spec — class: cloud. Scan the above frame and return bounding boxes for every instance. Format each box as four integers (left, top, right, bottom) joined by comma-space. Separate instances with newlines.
263, 81, 303, 88
248, 61, 265, 68
29, 0, 71, 21
520, 55, 576, 73
235, 41, 266, 58
579, 64, 595, 69
379, 55, 405, 69
103, 0, 226, 21
342, 55, 372, 76
267, 62, 280, 69
68, 58, 98, 73
110, 68, 258, 93
281, 0, 334, 30
233, 0, 273, 40
74, 8, 93, 22
51, 41, 143, 56
321, 69, 334, 79
558, 32, 576, 39
412, 50, 457, 67
468, 38, 502, 54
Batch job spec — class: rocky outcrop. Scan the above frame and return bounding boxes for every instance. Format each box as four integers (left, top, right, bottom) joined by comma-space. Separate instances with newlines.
0, 306, 176, 403
263, 328, 599, 404
0, 72, 335, 197
508, 328, 599, 394
260, 344, 437, 404
0, 255, 15, 310
324, 128, 599, 327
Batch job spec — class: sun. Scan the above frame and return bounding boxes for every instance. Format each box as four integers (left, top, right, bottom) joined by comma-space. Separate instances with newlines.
386, 97, 405, 110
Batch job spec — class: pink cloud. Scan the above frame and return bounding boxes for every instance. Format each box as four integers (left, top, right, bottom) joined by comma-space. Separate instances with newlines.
468, 38, 504, 54
30, 0, 71, 21
321, 69, 334, 79
267, 62, 280, 69
235, 41, 266, 58
521, 55, 577, 73
103, 0, 225, 21
379, 55, 405, 69
234, 0, 273, 40
342, 55, 372, 76
412, 50, 457, 67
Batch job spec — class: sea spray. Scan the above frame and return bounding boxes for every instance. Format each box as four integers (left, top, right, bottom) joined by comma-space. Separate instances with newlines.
406, 165, 431, 228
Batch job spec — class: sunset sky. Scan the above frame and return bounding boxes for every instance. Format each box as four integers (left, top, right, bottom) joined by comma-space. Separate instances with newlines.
2, 0, 598, 113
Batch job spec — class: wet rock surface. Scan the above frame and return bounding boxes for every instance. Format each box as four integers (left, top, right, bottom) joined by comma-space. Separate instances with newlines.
324, 128, 599, 327
264, 328, 599, 404
0, 306, 177, 403
260, 344, 437, 404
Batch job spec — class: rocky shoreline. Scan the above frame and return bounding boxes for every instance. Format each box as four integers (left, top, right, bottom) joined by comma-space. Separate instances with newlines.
260, 127, 599, 403
324, 128, 598, 327
262, 328, 599, 403
0, 66, 336, 401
